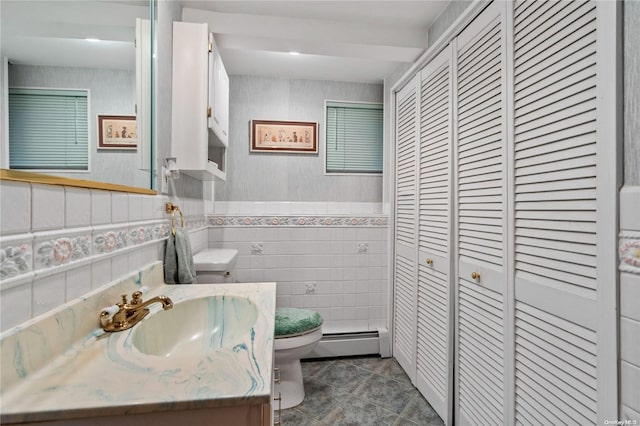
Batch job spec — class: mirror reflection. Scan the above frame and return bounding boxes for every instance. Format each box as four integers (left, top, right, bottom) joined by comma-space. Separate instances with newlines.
1, 0, 153, 189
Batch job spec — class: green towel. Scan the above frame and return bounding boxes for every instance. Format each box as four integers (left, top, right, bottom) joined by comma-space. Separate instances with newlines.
275, 307, 323, 337
164, 228, 197, 284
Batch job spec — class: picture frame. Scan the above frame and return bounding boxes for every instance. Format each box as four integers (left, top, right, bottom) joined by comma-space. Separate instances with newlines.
250, 119, 318, 154
97, 115, 137, 150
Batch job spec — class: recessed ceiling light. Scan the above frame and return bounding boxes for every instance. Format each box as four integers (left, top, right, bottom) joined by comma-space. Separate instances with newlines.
289, 51, 300, 56
85, 38, 101, 43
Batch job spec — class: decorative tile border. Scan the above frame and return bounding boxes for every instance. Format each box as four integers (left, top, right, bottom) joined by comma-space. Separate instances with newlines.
620, 231, 640, 274
1, 238, 33, 280
0, 219, 176, 286
208, 215, 389, 227
35, 232, 91, 270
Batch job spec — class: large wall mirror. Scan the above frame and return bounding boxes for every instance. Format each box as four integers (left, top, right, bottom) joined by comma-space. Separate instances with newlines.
1, 0, 155, 191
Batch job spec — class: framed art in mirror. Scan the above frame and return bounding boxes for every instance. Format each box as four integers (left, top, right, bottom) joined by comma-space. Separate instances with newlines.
98, 115, 137, 150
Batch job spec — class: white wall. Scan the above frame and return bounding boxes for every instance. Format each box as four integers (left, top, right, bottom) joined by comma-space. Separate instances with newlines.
215, 75, 383, 202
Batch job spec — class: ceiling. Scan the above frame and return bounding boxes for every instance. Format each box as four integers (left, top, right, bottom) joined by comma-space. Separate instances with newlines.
0, 0, 451, 83
0, 1, 148, 71
182, 1, 450, 83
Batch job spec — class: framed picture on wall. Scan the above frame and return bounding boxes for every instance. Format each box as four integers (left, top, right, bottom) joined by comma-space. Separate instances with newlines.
250, 119, 318, 154
97, 114, 137, 150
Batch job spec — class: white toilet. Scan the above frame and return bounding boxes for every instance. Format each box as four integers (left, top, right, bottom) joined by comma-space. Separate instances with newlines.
192, 251, 323, 409
273, 307, 323, 409
193, 248, 238, 283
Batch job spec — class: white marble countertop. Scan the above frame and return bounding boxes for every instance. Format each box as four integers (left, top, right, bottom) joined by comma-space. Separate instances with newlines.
0, 264, 276, 424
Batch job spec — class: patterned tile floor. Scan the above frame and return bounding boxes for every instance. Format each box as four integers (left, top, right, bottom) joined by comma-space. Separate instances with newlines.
280, 356, 444, 426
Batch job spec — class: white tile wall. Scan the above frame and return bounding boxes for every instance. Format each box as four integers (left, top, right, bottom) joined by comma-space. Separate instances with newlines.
620, 186, 640, 416
91, 258, 113, 290
111, 192, 129, 223
128, 194, 143, 222
210, 223, 389, 334
31, 184, 65, 231
91, 190, 112, 225
1, 181, 31, 235
32, 272, 66, 316
1, 180, 387, 336
65, 265, 93, 300
0, 181, 208, 332
0, 279, 32, 330
65, 187, 91, 228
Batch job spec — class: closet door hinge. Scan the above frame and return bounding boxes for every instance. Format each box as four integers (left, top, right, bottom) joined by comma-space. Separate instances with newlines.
208, 42, 213, 53
207, 106, 212, 118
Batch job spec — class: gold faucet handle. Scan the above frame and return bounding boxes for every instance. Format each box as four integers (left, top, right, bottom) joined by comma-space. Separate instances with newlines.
131, 291, 143, 305
100, 305, 119, 327
119, 294, 128, 305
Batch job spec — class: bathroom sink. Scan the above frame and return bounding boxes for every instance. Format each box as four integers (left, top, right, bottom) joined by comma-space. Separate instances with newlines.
130, 295, 258, 357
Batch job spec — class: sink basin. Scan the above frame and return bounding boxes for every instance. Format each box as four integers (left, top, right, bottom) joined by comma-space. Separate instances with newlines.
131, 295, 258, 358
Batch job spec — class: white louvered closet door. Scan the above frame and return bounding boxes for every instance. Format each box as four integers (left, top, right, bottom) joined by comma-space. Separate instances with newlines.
454, 3, 509, 425
511, 1, 618, 424
416, 45, 453, 425
393, 76, 419, 380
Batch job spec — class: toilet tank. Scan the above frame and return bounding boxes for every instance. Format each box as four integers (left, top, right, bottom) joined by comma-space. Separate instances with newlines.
193, 249, 238, 283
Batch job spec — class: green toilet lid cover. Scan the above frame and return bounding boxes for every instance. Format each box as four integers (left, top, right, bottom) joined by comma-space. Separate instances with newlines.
274, 307, 323, 337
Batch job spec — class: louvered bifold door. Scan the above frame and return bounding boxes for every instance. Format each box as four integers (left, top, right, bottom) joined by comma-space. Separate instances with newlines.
416, 45, 453, 426
454, 3, 509, 425
393, 76, 419, 381
512, 1, 618, 424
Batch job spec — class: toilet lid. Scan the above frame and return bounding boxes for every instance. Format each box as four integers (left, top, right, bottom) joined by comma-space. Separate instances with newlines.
274, 307, 323, 338
193, 249, 238, 272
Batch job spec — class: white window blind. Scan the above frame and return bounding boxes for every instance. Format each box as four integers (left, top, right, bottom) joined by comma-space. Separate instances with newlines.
325, 101, 383, 173
8, 88, 89, 170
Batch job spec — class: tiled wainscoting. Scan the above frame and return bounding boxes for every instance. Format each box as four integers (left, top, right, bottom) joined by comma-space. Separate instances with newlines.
209, 202, 390, 334
0, 181, 207, 332
619, 186, 640, 421
1, 185, 390, 337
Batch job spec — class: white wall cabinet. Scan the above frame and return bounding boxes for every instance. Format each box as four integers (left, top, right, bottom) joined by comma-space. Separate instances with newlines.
171, 21, 229, 181
392, 1, 620, 425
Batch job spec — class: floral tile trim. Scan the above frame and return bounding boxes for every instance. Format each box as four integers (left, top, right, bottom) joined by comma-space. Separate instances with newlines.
94, 230, 129, 254
129, 224, 170, 246
620, 231, 640, 274
2, 220, 173, 282
35, 234, 91, 270
1, 243, 32, 279
209, 215, 388, 227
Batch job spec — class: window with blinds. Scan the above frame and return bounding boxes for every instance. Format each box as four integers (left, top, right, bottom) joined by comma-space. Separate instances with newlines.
325, 101, 383, 174
8, 88, 89, 170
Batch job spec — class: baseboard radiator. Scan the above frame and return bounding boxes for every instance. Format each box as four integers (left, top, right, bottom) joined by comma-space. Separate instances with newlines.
305, 328, 391, 359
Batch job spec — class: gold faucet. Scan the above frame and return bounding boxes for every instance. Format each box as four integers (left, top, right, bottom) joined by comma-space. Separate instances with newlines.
100, 290, 173, 332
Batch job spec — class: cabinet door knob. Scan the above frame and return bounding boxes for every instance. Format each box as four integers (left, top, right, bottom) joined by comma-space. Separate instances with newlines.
471, 271, 480, 281
426, 258, 434, 266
